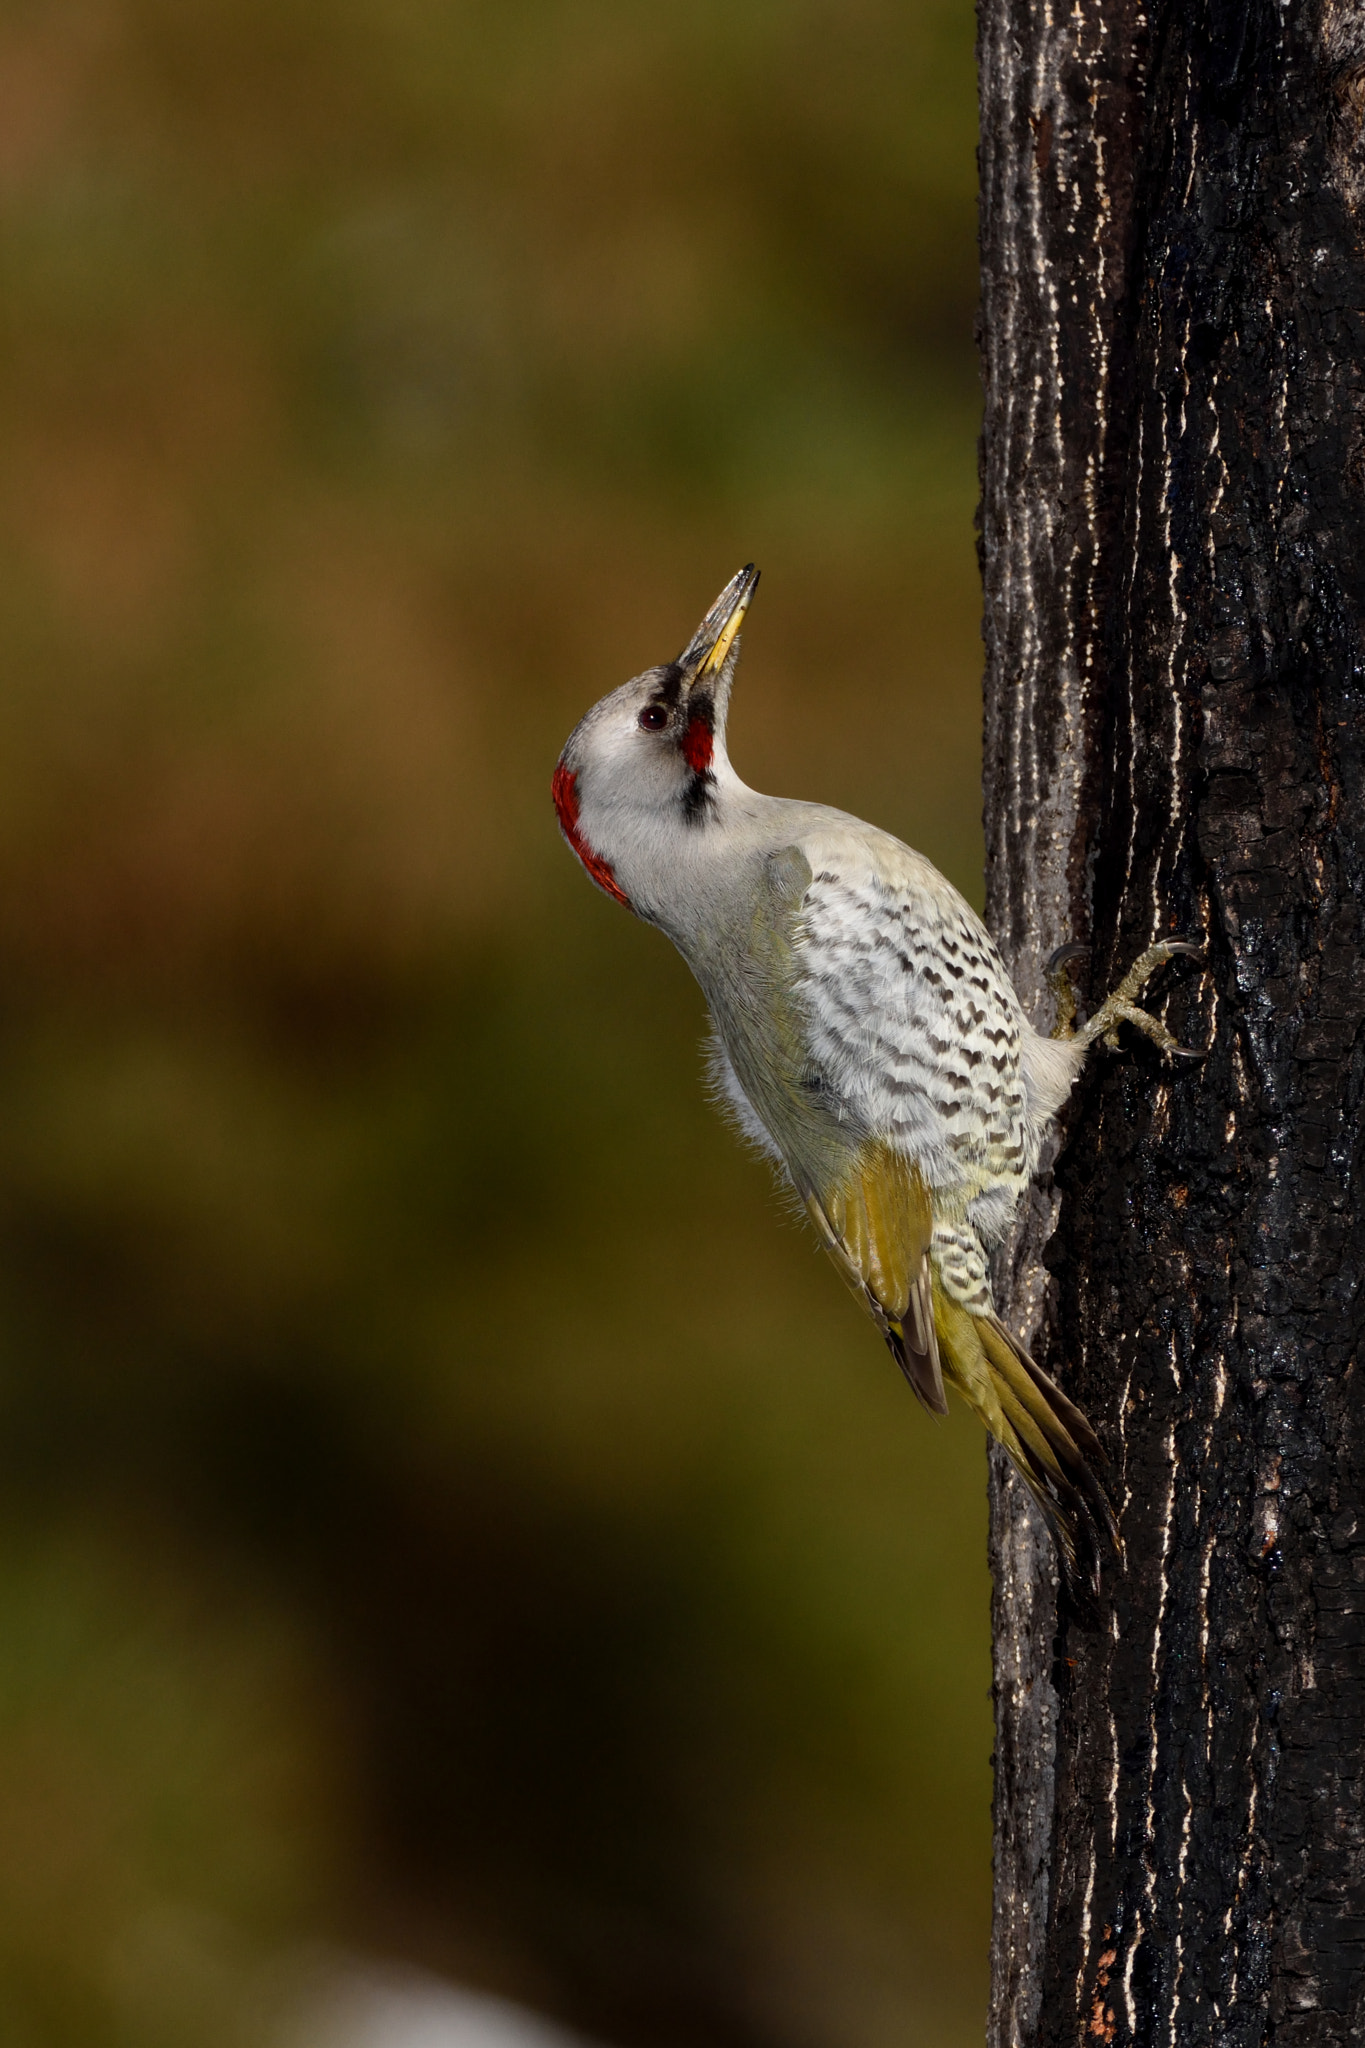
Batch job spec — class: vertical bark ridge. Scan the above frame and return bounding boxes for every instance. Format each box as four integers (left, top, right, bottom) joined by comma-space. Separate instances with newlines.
980, 1, 1365, 2042
978, 0, 1148, 2040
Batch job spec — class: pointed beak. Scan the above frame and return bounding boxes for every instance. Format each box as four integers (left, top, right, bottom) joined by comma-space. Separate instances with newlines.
679, 564, 760, 680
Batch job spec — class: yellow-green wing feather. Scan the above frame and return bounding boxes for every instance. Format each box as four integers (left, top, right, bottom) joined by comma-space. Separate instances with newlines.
806, 1143, 947, 1415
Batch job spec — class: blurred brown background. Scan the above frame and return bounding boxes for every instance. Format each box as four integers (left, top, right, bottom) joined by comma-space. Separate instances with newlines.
0, 3, 989, 2045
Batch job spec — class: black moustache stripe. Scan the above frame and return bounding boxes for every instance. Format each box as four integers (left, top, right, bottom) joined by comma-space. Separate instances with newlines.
681, 770, 716, 826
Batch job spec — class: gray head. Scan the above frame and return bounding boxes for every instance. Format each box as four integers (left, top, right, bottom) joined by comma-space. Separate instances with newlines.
552, 565, 759, 909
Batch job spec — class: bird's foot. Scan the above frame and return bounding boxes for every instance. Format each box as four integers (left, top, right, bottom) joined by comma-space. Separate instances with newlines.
1046, 943, 1090, 1042
1077, 936, 1206, 1058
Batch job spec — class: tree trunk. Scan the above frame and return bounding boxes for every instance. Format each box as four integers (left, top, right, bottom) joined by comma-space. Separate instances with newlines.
978, 3, 1365, 2044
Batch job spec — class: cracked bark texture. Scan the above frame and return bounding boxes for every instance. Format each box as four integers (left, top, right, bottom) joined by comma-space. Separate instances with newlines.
979, 2, 1365, 2044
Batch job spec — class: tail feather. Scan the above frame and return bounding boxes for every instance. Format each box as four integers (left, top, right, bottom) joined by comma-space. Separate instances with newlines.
933, 1290, 1116, 1598
1007, 1337, 1104, 1467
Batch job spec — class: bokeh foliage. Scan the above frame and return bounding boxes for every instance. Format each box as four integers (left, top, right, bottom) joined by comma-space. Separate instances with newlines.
0, 1, 988, 2044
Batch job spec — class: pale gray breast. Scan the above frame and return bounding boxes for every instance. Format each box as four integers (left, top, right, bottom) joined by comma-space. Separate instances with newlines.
791, 856, 1032, 1203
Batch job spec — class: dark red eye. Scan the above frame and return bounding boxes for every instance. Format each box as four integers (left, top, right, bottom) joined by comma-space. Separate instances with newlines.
638, 704, 668, 731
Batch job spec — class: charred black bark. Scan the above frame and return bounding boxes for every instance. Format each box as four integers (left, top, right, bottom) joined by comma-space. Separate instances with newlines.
979, 3, 1365, 2044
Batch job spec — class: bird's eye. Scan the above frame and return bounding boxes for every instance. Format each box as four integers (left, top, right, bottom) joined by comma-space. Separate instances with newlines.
638, 704, 668, 732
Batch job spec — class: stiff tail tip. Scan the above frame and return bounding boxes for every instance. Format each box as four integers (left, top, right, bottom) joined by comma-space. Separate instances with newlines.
934, 1293, 1118, 1605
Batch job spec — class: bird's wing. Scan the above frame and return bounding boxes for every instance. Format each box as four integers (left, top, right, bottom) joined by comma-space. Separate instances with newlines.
802, 1139, 946, 1414
790, 838, 1030, 1220
746, 835, 1112, 1580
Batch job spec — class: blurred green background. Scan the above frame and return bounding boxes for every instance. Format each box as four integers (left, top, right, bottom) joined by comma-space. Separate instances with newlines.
0, 2, 989, 2044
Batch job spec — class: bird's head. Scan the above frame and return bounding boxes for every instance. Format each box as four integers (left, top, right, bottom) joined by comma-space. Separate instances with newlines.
552, 564, 759, 912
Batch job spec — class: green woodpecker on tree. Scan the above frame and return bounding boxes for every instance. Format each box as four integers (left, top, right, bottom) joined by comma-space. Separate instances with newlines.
554, 567, 1201, 1593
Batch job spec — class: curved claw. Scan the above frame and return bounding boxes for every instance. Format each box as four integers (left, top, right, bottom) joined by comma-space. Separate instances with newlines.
1046, 941, 1091, 976
1157, 941, 1206, 1059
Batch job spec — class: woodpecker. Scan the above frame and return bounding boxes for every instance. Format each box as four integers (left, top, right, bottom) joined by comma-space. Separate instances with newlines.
553, 566, 1200, 1590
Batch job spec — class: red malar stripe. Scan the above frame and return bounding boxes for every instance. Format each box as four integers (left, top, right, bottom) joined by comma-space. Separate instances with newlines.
552, 760, 631, 909
681, 717, 714, 774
